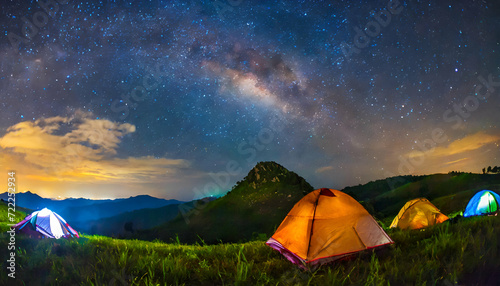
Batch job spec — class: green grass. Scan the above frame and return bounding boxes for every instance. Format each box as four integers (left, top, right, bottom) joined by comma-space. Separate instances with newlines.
1, 215, 499, 285
0, 201, 27, 233
2, 172, 500, 284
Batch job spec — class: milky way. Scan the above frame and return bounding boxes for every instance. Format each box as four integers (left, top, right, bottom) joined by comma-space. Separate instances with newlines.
1, 0, 499, 200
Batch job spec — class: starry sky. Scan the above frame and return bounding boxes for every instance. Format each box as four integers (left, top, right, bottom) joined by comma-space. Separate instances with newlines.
1, 0, 499, 200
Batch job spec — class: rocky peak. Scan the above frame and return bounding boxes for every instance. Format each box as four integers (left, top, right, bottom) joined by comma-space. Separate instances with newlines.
242, 161, 313, 193
246, 161, 288, 183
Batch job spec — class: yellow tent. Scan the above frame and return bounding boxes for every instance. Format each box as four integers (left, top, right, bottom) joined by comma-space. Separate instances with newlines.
266, 188, 393, 269
390, 198, 449, 230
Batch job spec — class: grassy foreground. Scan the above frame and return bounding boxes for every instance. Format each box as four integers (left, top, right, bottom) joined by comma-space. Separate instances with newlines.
1, 215, 499, 285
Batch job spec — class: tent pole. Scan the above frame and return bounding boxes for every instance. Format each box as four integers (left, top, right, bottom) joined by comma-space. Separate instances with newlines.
306, 192, 322, 260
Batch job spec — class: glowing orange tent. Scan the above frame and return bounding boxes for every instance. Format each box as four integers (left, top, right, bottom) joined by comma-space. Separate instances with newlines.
266, 188, 393, 269
389, 198, 449, 230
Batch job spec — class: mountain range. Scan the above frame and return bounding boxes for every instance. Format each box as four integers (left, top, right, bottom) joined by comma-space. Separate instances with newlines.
0, 191, 183, 226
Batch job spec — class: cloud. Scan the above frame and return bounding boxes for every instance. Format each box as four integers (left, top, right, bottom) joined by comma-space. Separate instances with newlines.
442, 157, 469, 166
64, 118, 136, 155
407, 131, 500, 159
316, 165, 334, 173
0, 112, 189, 185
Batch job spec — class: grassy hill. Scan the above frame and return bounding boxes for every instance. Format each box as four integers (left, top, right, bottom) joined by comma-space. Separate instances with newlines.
136, 168, 500, 245
1, 216, 499, 285
1, 169, 500, 284
138, 161, 314, 244
343, 173, 500, 220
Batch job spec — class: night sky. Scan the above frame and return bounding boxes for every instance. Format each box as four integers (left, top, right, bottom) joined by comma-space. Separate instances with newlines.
1, 0, 499, 200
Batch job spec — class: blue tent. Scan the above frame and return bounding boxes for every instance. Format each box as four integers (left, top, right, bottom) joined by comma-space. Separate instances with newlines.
463, 190, 500, 217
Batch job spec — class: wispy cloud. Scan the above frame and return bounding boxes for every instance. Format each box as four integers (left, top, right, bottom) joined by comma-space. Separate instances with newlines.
407, 131, 500, 159
399, 131, 500, 175
442, 157, 470, 166
315, 165, 334, 173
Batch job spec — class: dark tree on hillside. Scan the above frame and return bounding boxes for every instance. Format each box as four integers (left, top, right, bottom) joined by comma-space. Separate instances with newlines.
483, 168, 486, 174
124, 221, 134, 233
487, 166, 492, 173
493, 166, 499, 173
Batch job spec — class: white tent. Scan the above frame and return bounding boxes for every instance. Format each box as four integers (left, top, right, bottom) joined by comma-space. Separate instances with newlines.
14, 208, 79, 239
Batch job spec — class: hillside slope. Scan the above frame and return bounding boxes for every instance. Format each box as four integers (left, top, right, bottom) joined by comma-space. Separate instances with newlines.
342, 173, 500, 218
140, 161, 314, 244
72, 198, 216, 237
71, 203, 181, 237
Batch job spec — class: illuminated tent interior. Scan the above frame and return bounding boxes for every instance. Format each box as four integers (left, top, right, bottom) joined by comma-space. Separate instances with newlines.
463, 190, 500, 217
390, 198, 449, 230
266, 188, 393, 269
13, 208, 79, 239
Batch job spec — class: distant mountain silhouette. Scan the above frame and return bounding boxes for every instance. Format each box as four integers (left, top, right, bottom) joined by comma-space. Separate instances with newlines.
138, 161, 314, 244
61, 195, 183, 222
0, 191, 183, 223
